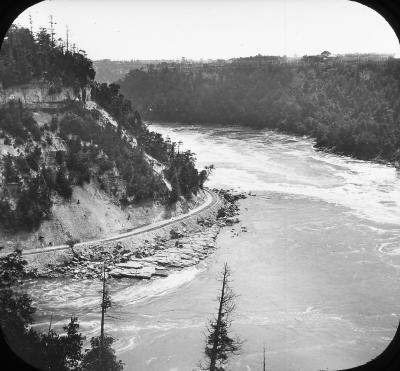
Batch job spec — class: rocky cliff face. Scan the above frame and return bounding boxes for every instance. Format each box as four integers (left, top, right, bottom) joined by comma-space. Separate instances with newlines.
0, 81, 91, 105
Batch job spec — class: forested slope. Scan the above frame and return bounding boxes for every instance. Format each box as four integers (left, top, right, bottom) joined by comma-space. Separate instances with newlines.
119, 56, 400, 163
0, 26, 209, 240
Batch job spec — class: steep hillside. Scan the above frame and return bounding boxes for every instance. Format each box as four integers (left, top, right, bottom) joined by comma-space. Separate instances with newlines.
0, 100, 207, 251
0, 25, 211, 251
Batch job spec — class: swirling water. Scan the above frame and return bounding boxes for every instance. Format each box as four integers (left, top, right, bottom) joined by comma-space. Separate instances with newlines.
24, 124, 400, 370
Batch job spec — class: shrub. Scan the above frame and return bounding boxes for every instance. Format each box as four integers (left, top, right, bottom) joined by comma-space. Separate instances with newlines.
15, 136, 25, 146
55, 150, 65, 165
25, 147, 42, 171
217, 207, 226, 219
66, 153, 91, 186
59, 113, 92, 142
0, 199, 15, 230
50, 116, 58, 132
15, 155, 30, 175
15, 176, 52, 231
21, 113, 41, 141
55, 168, 73, 199
98, 158, 114, 174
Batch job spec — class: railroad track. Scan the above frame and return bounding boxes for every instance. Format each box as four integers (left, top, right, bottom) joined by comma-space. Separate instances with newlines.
3, 189, 220, 257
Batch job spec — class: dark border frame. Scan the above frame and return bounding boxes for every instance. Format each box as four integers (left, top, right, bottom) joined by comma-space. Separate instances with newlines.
0, 0, 400, 370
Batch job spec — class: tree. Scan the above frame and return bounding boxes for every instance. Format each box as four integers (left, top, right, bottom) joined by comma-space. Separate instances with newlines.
118, 56, 400, 165
66, 237, 80, 258
0, 251, 35, 346
15, 175, 52, 230
2, 154, 20, 183
62, 316, 85, 370
199, 164, 214, 188
262, 344, 266, 371
201, 263, 241, 371
81, 264, 124, 371
56, 167, 73, 199
81, 335, 123, 371
37, 316, 84, 371
99, 263, 112, 349
0, 251, 86, 370
0, 25, 95, 90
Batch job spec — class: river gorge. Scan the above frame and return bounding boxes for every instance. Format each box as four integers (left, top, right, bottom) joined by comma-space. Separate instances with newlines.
24, 123, 400, 371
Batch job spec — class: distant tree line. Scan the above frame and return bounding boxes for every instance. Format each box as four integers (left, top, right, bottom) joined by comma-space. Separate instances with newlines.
118, 56, 400, 163
0, 24, 95, 92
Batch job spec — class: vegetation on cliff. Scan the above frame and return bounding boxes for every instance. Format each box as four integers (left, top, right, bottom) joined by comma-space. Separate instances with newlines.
0, 24, 95, 91
0, 25, 210, 234
0, 99, 166, 232
119, 55, 400, 163
91, 82, 210, 201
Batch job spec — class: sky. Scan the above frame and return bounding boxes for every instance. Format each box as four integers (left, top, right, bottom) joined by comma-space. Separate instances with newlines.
12, 0, 400, 61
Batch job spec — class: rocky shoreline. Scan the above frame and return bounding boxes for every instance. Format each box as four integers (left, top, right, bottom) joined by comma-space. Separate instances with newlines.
26, 189, 246, 281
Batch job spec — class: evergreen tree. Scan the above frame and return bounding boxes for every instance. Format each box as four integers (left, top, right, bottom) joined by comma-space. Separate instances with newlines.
0, 252, 87, 370
0, 24, 95, 90
3, 154, 20, 183
262, 345, 266, 371
201, 263, 241, 371
81, 264, 124, 371
62, 317, 85, 371
55, 167, 73, 199
0, 251, 35, 351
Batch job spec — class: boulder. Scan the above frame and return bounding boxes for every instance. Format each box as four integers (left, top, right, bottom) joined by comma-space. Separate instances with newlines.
170, 229, 183, 239
109, 265, 156, 279
154, 268, 169, 277
225, 217, 239, 225
116, 261, 143, 269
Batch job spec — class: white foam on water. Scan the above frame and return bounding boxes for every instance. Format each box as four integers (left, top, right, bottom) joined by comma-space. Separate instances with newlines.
114, 337, 138, 354
110, 318, 203, 354
29, 285, 103, 310
112, 266, 204, 306
115, 319, 202, 334
257, 181, 399, 225
150, 123, 400, 226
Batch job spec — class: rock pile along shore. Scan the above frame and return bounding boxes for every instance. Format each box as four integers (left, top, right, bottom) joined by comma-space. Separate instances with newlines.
28, 189, 247, 281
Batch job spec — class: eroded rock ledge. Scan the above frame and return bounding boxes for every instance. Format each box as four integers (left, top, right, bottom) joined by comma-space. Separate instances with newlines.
26, 189, 246, 281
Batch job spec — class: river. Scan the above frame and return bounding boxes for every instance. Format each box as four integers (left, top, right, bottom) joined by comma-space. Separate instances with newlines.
24, 124, 400, 370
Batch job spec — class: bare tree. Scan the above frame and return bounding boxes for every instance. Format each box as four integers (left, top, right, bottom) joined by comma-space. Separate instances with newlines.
201, 263, 241, 371
100, 262, 112, 350
66, 238, 80, 258
262, 344, 266, 371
